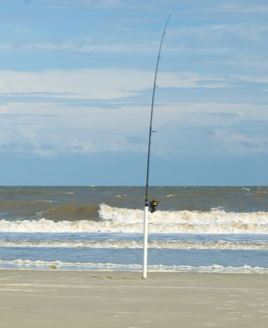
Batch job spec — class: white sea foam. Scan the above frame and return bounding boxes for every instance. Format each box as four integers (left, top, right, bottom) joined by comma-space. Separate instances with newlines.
165, 194, 175, 198
0, 240, 267, 250
241, 187, 251, 192
0, 259, 267, 274
0, 204, 268, 233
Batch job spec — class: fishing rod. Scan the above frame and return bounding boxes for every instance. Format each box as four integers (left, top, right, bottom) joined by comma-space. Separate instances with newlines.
143, 14, 171, 279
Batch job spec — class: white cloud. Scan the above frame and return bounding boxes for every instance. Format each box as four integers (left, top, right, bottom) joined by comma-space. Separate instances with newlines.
0, 43, 14, 50
0, 106, 8, 113
2, 40, 158, 55
44, 0, 121, 8
0, 101, 149, 157
0, 69, 228, 101
169, 22, 268, 49
0, 69, 150, 100
1, 100, 268, 158
214, 131, 268, 155
217, 2, 268, 14
234, 74, 268, 84
5, 22, 267, 56
150, 102, 268, 156
154, 102, 268, 129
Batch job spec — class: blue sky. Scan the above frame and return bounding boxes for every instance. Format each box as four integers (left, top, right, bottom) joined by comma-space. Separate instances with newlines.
1, 0, 268, 185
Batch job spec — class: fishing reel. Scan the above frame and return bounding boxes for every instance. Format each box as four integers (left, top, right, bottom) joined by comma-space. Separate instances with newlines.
146, 199, 159, 213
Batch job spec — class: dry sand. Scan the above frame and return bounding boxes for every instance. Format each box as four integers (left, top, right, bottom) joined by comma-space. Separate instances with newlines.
0, 270, 267, 328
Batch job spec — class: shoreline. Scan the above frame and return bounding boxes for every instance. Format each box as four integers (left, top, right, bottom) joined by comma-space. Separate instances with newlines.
0, 270, 267, 327
1, 261, 268, 274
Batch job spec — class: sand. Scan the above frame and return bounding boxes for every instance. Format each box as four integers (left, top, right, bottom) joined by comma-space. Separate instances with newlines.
0, 270, 267, 328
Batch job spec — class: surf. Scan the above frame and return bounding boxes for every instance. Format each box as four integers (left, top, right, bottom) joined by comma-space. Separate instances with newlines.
0, 203, 268, 234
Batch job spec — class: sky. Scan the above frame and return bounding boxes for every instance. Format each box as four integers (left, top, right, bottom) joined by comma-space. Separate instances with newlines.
1, 0, 268, 186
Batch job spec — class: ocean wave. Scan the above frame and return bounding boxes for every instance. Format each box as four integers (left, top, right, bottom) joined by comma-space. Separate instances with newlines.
42, 204, 98, 221
98, 204, 268, 234
0, 259, 267, 274
0, 201, 99, 221
0, 239, 267, 250
0, 204, 268, 233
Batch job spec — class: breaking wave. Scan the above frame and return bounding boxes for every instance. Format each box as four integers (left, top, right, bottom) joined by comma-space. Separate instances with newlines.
0, 239, 267, 250
0, 259, 268, 274
0, 204, 268, 234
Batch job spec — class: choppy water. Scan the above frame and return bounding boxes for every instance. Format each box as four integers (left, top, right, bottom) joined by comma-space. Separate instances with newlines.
0, 186, 268, 273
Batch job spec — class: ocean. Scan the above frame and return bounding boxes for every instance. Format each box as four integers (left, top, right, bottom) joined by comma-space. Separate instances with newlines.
0, 186, 268, 273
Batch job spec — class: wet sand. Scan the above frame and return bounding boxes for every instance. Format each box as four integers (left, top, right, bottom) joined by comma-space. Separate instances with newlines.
0, 270, 267, 328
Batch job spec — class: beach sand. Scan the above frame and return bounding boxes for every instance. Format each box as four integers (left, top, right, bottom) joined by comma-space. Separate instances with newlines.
0, 270, 267, 328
